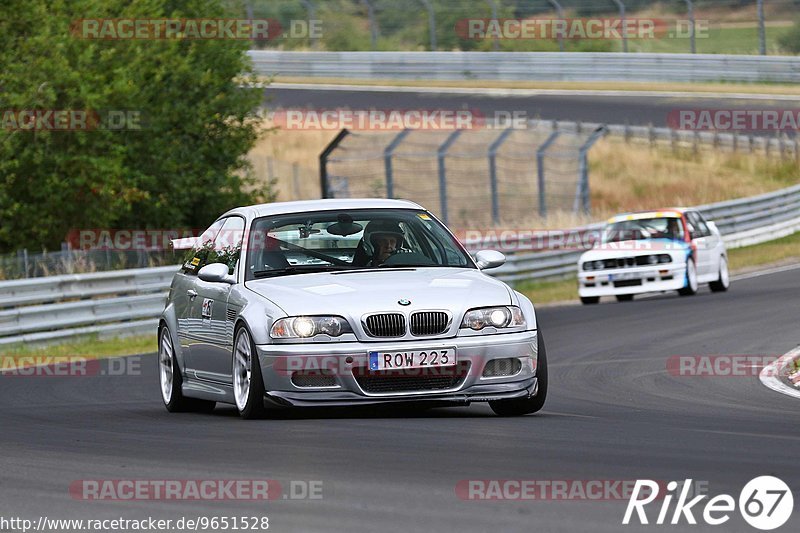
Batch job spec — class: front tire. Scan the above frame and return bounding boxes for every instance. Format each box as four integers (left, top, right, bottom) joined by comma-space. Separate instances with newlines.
159, 326, 215, 413
678, 258, 698, 296
580, 296, 600, 305
233, 326, 268, 419
709, 256, 730, 292
616, 294, 634, 302
490, 332, 548, 416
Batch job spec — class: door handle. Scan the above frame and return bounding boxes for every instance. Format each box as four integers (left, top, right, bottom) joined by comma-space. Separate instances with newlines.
187, 289, 198, 299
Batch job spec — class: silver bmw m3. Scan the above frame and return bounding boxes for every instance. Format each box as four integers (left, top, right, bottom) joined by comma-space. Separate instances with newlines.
158, 199, 547, 419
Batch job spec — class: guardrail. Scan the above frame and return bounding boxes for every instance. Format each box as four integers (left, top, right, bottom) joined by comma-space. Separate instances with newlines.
248, 51, 800, 84
0, 266, 177, 346
1, 185, 798, 345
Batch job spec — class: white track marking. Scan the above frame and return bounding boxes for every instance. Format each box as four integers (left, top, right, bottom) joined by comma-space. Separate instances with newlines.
759, 347, 800, 400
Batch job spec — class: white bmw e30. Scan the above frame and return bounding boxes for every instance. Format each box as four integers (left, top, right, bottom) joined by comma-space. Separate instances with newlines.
577, 209, 730, 304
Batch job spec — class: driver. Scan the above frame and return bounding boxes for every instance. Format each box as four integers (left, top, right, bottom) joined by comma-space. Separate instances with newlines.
363, 220, 405, 267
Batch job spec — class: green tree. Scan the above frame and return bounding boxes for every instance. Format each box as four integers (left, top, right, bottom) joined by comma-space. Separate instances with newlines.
0, 0, 267, 251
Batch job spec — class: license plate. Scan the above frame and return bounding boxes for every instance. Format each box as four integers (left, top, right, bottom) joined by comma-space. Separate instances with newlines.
610, 271, 639, 281
368, 349, 456, 371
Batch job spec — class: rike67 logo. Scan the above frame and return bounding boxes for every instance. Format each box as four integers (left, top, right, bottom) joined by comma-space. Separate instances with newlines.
623, 476, 793, 530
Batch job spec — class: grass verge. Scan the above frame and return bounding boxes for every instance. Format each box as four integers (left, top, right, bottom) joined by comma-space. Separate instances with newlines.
517, 231, 800, 306
268, 76, 800, 97
1, 334, 156, 366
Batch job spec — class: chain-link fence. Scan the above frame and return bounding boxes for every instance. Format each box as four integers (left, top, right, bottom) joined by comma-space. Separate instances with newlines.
321, 121, 606, 227
0, 248, 179, 281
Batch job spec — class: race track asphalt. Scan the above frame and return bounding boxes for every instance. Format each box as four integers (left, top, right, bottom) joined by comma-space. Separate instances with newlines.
262, 86, 798, 127
1, 267, 798, 532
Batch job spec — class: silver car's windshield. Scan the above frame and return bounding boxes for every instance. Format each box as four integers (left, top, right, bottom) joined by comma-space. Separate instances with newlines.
246, 209, 474, 280
603, 217, 684, 243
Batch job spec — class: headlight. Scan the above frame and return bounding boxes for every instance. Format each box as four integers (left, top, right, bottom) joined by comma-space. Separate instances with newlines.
270, 316, 353, 339
583, 260, 604, 271
461, 306, 525, 331
658, 254, 672, 264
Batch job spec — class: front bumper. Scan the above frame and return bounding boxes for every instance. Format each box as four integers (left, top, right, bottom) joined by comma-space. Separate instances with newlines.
255, 330, 539, 406
578, 264, 686, 297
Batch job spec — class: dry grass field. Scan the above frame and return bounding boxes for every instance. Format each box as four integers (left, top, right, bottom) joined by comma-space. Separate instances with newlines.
251, 125, 800, 231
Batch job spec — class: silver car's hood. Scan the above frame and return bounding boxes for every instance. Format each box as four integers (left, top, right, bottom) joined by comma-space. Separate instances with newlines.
245, 268, 512, 317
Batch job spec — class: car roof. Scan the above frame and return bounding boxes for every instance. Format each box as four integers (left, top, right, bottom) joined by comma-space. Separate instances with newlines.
222, 198, 425, 219
607, 208, 689, 223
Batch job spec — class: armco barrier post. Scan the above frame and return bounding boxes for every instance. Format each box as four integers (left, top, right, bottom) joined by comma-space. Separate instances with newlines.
319, 129, 350, 199
488, 128, 514, 225
437, 130, 463, 225
384, 129, 411, 199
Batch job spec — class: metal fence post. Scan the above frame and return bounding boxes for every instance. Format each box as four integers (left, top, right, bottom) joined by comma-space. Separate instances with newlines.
685, 0, 696, 54
488, 128, 513, 225
384, 129, 411, 198
547, 0, 565, 52
757, 0, 766, 56
536, 131, 560, 218
361, 0, 379, 50
437, 130, 463, 224
319, 129, 350, 199
420, 0, 437, 51
611, 0, 627, 52
299, 0, 319, 50
486, 0, 499, 51
577, 126, 608, 215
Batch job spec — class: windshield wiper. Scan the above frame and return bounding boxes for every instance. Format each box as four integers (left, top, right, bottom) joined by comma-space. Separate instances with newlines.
252, 265, 355, 278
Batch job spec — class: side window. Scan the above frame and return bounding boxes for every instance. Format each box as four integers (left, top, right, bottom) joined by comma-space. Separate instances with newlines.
181, 219, 225, 275
688, 212, 711, 238
209, 217, 245, 275
695, 212, 714, 236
